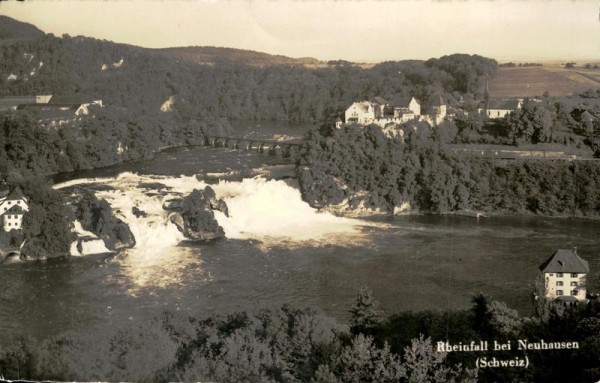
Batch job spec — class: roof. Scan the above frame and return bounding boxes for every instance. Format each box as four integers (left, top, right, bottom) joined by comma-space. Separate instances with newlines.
556, 295, 579, 303
1, 204, 25, 216
49, 95, 97, 105
539, 249, 590, 274
5, 186, 26, 201
486, 99, 521, 110
0, 97, 37, 111
17, 104, 82, 111
16, 104, 81, 121
431, 95, 446, 107
371, 97, 388, 106
571, 109, 598, 122
397, 96, 418, 107
0, 96, 37, 101
349, 101, 370, 113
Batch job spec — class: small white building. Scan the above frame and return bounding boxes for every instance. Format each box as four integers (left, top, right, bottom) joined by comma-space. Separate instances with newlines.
538, 248, 589, 304
0, 187, 29, 232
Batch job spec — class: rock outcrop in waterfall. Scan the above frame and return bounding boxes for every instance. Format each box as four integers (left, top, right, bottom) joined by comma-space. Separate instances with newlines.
164, 186, 228, 241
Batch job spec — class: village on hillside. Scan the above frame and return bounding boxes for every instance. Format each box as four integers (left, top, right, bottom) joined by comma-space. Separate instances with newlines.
0, 94, 102, 127
340, 95, 598, 130
337, 92, 599, 161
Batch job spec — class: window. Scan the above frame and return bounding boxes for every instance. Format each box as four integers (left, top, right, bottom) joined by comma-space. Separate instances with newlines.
7, 201, 11, 205
571, 282, 577, 287
557, 273, 563, 277
556, 281, 563, 286
557, 290, 563, 296
571, 290, 578, 296
549, 273, 554, 276
571, 273, 578, 278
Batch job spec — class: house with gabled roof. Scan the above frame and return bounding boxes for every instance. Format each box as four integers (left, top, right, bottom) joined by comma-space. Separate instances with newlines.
395, 96, 421, 116
0, 186, 29, 232
343, 96, 421, 128
571, 108, 598, 124
2, 95, 102, 127
478, 99, 522, 119
0, 95, 52, 111
538, 248, 589, 304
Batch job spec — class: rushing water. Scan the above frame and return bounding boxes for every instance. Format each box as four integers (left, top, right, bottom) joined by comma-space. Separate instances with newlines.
1, 121, 599, 345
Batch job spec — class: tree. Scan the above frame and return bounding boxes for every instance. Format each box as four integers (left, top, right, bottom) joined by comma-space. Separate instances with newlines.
335, 334, 404, 383
403, 335, 477, 383
349, 288, 383, 335
470, 293, 495, 338
20, 179, 73, 259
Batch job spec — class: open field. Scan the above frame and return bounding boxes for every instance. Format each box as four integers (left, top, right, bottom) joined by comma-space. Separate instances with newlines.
489, 67, 600, 98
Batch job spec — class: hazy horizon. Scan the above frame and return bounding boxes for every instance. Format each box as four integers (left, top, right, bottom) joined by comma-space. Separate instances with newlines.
1, 0, 598, 63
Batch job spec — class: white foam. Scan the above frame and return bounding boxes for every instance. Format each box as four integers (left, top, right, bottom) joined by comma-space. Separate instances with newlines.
59, 172, 369, 245
211, 177, 359, 240
57, 172, 378, 292
70, 220, 111, 256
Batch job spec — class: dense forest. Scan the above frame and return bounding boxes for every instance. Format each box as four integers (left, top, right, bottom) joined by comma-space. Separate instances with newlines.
0, 16, 497, 121
0, 108, 232, 177
297, 124, 600, 217
0, 290, 598, 382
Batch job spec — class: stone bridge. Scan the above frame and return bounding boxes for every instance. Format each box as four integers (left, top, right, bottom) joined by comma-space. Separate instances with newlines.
202, 134, 303, 158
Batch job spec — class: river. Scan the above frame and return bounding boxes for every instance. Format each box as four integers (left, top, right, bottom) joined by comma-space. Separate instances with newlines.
0, 121, 599, 345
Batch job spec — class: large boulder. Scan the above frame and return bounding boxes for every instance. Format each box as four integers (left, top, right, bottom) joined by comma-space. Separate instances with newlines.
168, 187, 228, 241
75, 192, 136, 251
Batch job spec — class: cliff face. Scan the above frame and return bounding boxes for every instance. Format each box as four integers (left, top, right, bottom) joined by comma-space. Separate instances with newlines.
75, 191, 136, 250
165, 187, 228, 241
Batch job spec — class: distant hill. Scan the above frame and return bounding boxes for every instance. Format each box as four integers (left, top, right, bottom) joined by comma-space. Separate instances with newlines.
0, 15, 45, 41
0, 16, 500, 122
156, 46, 322, 67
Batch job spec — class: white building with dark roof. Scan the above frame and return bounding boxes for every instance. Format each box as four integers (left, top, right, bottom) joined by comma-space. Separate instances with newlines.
538, 248, 589, 303
479, 99, 522, 119
395, 96, 421, 116
0, 95, 52, 111
343, 97, 420, 128
0, 187, 29, 232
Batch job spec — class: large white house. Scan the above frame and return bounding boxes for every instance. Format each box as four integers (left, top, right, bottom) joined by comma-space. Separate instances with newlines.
344, 97, 421, 128
538, 248, 589, 304
0, 187, 29, 232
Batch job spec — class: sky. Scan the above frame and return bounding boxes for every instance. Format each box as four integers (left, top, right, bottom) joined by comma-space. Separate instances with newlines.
0, 0, 598, 63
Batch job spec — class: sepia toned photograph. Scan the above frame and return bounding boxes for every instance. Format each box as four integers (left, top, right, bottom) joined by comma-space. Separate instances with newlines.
0, 0, 598, 381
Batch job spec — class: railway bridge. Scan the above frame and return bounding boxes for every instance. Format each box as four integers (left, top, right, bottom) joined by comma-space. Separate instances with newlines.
201, 134, 303, 158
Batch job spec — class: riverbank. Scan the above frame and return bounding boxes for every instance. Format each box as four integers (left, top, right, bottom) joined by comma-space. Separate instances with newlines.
297, 126, 600, 220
